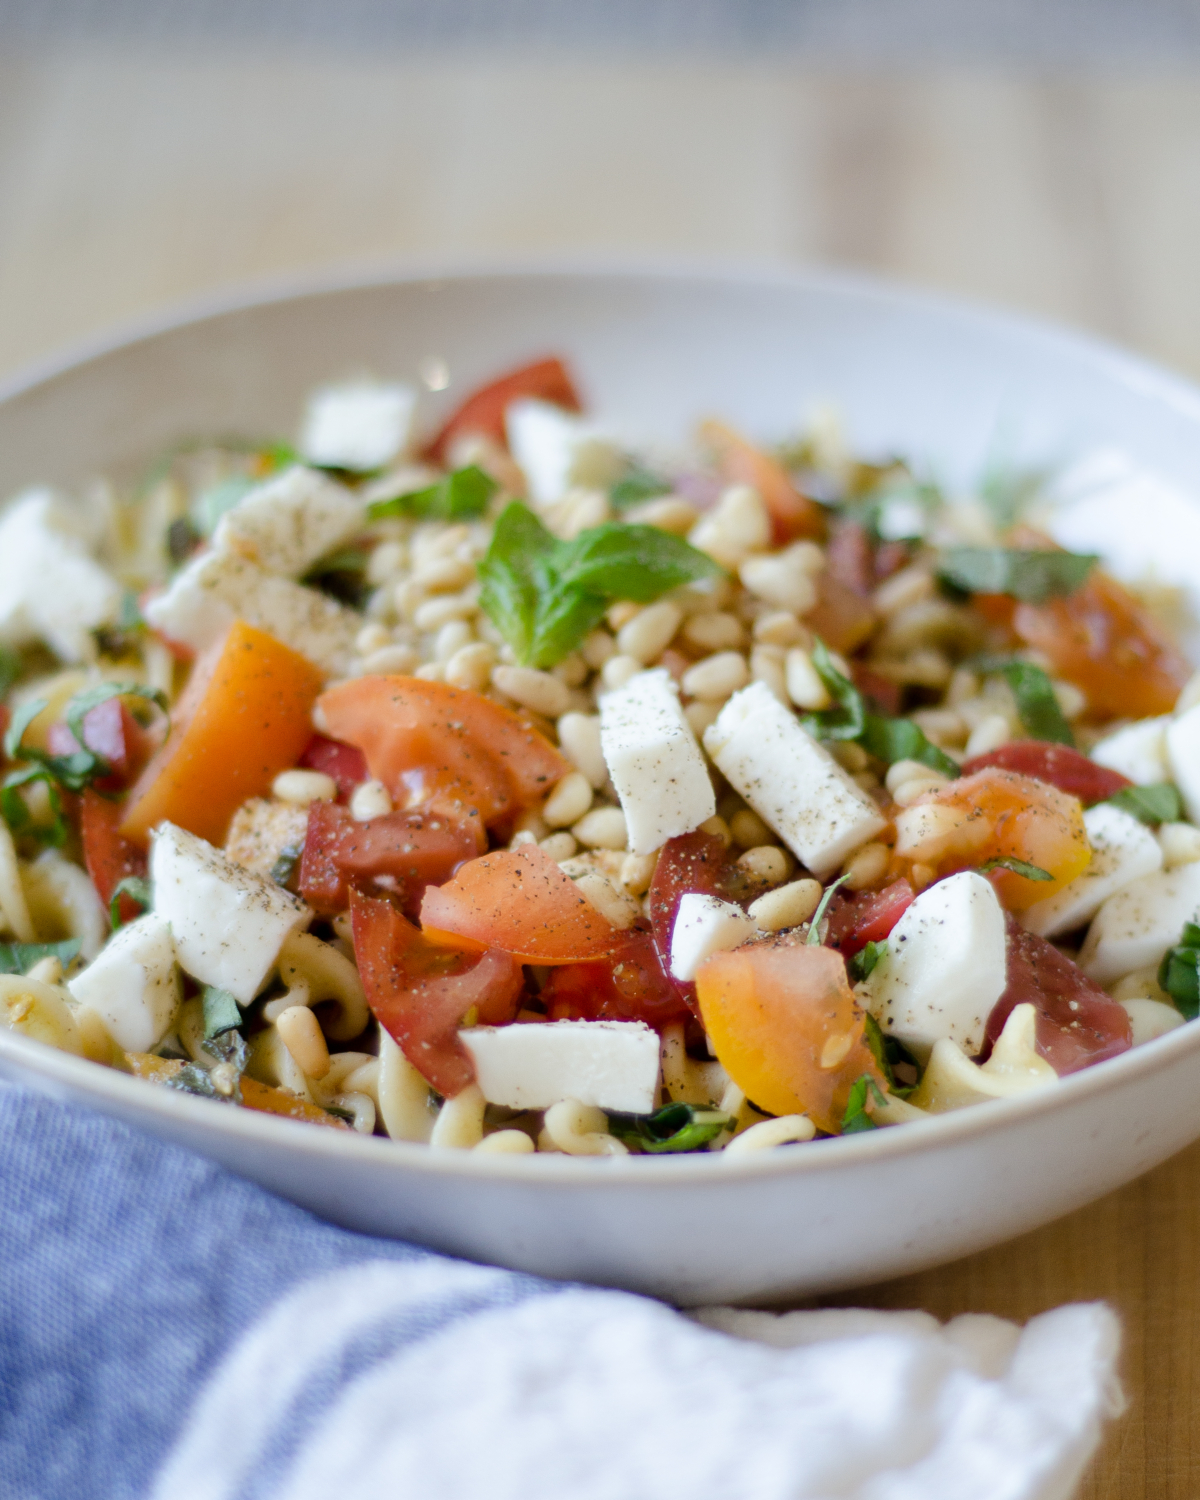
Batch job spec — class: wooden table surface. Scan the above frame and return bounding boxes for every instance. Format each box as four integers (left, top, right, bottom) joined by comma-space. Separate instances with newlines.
3, 50, 1200, 1495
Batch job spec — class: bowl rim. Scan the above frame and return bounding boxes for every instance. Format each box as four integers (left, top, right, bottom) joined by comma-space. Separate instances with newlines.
4, 253, 1200, 1186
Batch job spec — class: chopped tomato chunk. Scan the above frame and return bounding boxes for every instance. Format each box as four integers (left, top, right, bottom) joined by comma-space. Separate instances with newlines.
298, 799, 483, 916
699, 418, 826, 543
696, 938, 883, 1134
239, 1076, 351, 1129
542, 930, 690, 1029
424, 356, 582, 466
805, 573, 876, 654
47, 697, 156, 792
297, 734, 368, 801
318, 676, 570, 830
961, 741, 1132, 805
826, 879, 915, 960
1014, 569, 1189, 719
983, 916, 1131, 1075
351, 889, 523, 1096
80, 788, 147, 926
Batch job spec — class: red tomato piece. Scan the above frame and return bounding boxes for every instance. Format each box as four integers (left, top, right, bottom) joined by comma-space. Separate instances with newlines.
318, 676, 570, 830
699, 418, 826, 543
825, 879, 915, 960
850, 663, 903, 716
420, 844, 623, 964
961, 741, 1132, 805
983, 916, 1132, 1076
297, 734, 368, 801
542, 930, 690, 1029
298, 800, 483, 916
350, 890, 523, 1096
47, 698, 156, 792
79, 788, 147, 925
824, 519, 874, 596
805, 573, 877, 654
423, 356, 582, 466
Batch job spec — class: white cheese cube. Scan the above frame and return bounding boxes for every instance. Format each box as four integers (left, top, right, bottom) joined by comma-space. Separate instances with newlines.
599, 668, 715, 855
143, 549, 357, 677
858, 870, 1008, 1059
299, 381, 417, 473
67, 912, 181, 1054
213, 466, 364, 578
1090, 717, 1171, 787
150, 823, 310, 1004
669, 892, 757, 981
1022, 803, 1163, 939
459, 1019, 660, 1113
505, 399, 626, 507
1166, 703, 1200, 825
1079, 861, 1200, 985
0, 489, 120, 661
703, 682, 886, 879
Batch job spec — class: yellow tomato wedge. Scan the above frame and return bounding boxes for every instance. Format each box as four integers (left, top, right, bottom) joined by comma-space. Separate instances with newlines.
695, 939, 882, 1135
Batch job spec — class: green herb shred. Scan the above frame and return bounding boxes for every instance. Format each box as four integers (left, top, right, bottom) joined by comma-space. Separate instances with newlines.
367, 464, 498, 523
1107, 783, 1183, 827
607, 1101, 731, 1153
937, 547, 1097, 604
1158, 922, 1200, 1021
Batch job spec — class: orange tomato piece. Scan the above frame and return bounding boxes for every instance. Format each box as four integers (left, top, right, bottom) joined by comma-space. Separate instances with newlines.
695, 940, 882, 1134
420, 844, 624, 964
895, 767, 1091, 910
699, 418, 827, 543
121, 621, 324, 848
239, 1076, 351, 1129
1014, 569, 1189, 719
317, 675, 570, 829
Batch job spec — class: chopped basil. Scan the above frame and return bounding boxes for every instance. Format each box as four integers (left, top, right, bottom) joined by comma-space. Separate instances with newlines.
367, 464, 498, 523
478, 501, 723, 669
165, 1063, 240, 1104
1107, 783, 1183, 827
1158, 922, 1200, 1021
609, 466, 671, 508
0, 765, 67, 847
64, 683, 169, 765
202, 1027, 248, 1076
0, 939, 81, 976
979, 856, 1054, 881
861, 1014, 918, 1098
270, 844, 303, 888
849, 941, 889, 984
841, 1073, 887, 1134
858, 714, 960, 778
975, 658, 1073, 746
607, 1101, 731, 1153
110, 876, 152, 930
806, 873, 852, 946
202, 986, 242, 1040
938, 547, 1097, 604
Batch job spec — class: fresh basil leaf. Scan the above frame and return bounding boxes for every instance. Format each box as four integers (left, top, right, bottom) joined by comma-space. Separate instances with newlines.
4, 699, 45, 763
975, 659, 1073, 746
110, 876, 152, 931
0, 766, 67, 847
202, 1028, 248, 1075
841, 1073, 887, 1134
1159, 924, 1200, 1021
607, 1101, 732, 1154
806, 873, 852, 946
65, 683, 169, 768
859, 714, 960, 778
849, 941, 889, 984
0, 939, 81, 976
190, 475, 256, 537
202, 986, 242, 1040
609, 467, 671, 508
476, 502, 556, 665
270, 844, 303, 887
0, 646, 21, 699
861, 1013, 919, 1098
799, 639, 866, 742
937, 547, 1097, 604
368, 464, 498, 523
557, 522, 722, 602
1108, 783, 1183, 827
979, 856, 1054, 881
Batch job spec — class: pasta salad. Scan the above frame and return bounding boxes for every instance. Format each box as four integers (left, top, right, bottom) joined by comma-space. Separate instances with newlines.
0, 354, 1197, 1157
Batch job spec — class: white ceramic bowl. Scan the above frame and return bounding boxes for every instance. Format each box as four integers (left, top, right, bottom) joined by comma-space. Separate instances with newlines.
2, 262, 1200, 1308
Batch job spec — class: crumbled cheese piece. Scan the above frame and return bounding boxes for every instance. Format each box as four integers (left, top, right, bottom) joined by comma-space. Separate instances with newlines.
1166, 703, 1200, 825
0, 489, 120, 660
214, 466, 365, 577
224, 799, 310, 880
299, 381, 417, 472
599, 668, 715, 855
703, 682, 886, 879
669, 892, 757, 981
68, 912, 181, 1054
1090, 717, 1171, 787
459, 1019, 660, 1113
1079, 861, 1200, 985
505, 399, 626, 507
1022, 803, 1163, 939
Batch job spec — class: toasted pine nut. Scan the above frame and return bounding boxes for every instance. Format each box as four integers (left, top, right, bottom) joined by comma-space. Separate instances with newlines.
360, 644, 420, 675
910, 861, 937, 891
964, 713, 1011, 759
553, 652, 589, 687
413, 593, 477, 631
729, 808, 771, 848
748, 878, 822, 931
885, 758, 946, 794
682, 611, 745, 653
872, 566, 934, 616
599, 654, 643, 692
544, 771, 593, 828
412, 557, 474, 593
893, 777, 945, 808
785, 647, 831, 711
355, 623, 391, 655
350, 779, 392, 821
684, 701, 722, 736
492, 665, 570, 717
276, 1005, 330, 1080
699, 814, 732, 848
606, 601, 641, 631
842, 841, 890, 890
681, 651, 749, 702
739, 543, 822, 614
749, 645, 788, 702
540, 831, 578, 861
445, 641, 496, 691
617, 601, 683, 664
574, 872, 641, 928
820, 1031, 855, 1070
619, 850, 658, 894
737, 845, 791, 885
557, 712, 608, 789
581, 629, 616, 669
754, 611, 808, 647
434, 620, 473, 662
572, 806, 629, 850
687, 485, 771, 568
623, 496, 698, 534
272, 769, 337, 806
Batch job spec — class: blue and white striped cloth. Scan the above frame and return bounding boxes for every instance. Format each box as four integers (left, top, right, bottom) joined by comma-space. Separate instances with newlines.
0, 1086, 1122, 1500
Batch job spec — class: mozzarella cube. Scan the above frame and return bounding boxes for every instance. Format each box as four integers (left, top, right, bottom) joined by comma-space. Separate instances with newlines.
67, 912, 181, 1054
858, 871, 1008, 1059
670, 892, 757, 981
505, 399, 626, 507
143, 550, 357, 676
1079, 861, 1200, 985
0, 489, 120, 661
213, 466, 364, 578
151, 823, 310, 1004
703, 683, 886, 879
299, 381, 417, 472
459, 1019, 660, 1113
1090, 717, 1171, 786
600, 668, 715, 855
1022, 803, 1163, 939
1166, 703, 1200, 825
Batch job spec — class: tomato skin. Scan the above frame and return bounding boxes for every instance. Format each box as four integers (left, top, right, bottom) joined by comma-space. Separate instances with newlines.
961, 741, 1132, 805
47, 699, 156, 792
80, 788, 146, 925
298, 799, 482, 916
826, 880, 915, 960
424, 356, 582, 466
850, 663, 902, 716
297, 734, 367, 802
350, 889, 523, 1096
542, 930, 691, 1029
699, 418, 827, 543
420, 844, 623, 964
983, 916, 1131, 1075
805, 572, 876, 654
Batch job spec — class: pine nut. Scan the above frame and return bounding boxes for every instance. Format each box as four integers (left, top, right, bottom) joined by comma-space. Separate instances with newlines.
600, 654, 643, 692
681, 651, 749, 702
606, 601, 641, 631
872, 566, 934, 616
894, 803, 966, 860
553, 652, 589, 687
699, 814, 732, 848
842, 841, 890, 890
619, 851, 658, 894
544, 771, 594, 828
946, 667, 980, 706
540, 831, 578, 861
412, 557, 474, 593
360, 644, 420, 675
819, 1031, 854, 1070
272, 769, 337, 806
730, 809, 772, 848
737, 845, 791, 885
909, 708, 967, 747
749, 646, 788, 702
687, 484, 771, 568
682, 611, 745, 652
509, 829, 538, 849
623, 496, 699, 534
413, 594, 478, 631
572, 806, 629, 850
885, 758, 947, 795
754, 611, 808, 647
749, 877, 822, 931
1051, 679, 1087, 719
831, 741, 869, 773
739, 543, 823, 614
617, 601, 683, 663
684, 701, 721, 736
492, 665, 570, 718
275, 1005, 330, 1080
444, 641, 496, 691
355, 623, 391, 655
581, 629, 616, 669
366, 541, 405, 586
415, 662, 445, 681
964, 714, 1011, 759
557, 712, 608, 789
910, 861, 936, 891
350, 779, 392, 821
434, 620, 473, 662
574, 871, 640, 928
785, 647, 832, 711
893, 777, 945, 808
